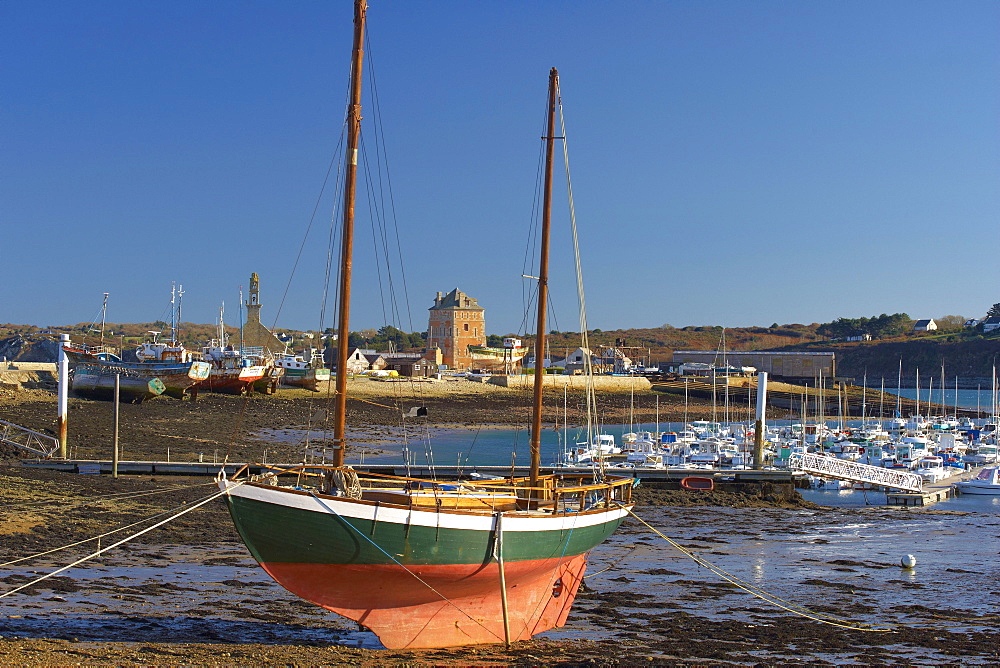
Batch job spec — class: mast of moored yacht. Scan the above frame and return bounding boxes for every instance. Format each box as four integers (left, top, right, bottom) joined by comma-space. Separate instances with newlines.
99, 292, 109, 347
529, 67, 559, 490
332, 0, 367, 468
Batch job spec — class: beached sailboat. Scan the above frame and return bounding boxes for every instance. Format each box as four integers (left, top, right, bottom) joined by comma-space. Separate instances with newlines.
218, 2, 633, 649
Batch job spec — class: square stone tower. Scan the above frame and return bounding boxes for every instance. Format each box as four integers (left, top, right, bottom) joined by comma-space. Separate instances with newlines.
426, 288, 485, 370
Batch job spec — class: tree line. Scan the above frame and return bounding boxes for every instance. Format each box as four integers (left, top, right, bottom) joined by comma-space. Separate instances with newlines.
815, 313, 912, 339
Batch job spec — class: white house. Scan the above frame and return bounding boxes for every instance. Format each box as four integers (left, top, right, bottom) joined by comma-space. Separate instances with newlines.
981, 316, 1000, 333
913, 319, 937, 332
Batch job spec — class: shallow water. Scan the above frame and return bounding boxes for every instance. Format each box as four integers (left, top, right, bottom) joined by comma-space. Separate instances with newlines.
1, 502, 996, 661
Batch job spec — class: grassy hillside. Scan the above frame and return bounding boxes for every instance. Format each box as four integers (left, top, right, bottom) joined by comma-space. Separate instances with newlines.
539, 323, 824, 362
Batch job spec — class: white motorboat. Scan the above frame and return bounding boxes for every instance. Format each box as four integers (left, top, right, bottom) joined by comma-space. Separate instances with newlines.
953, 466, 1000, 495
914, 456, 949, 483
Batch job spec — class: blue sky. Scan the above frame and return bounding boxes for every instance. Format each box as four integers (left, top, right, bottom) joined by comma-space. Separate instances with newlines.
3, 1, 998, 337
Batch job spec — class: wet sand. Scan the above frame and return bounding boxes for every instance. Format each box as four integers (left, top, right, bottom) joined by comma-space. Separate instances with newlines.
1, 385, 998, 665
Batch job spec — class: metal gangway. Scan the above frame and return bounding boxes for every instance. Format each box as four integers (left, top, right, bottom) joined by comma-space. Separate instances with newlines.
788, 452, 923, 493
0, 419, 61, 459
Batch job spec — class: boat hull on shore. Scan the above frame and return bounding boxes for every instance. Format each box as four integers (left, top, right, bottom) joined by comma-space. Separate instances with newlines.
220, 472, 631, 649
70, 365, 166, 402
64, 345, 210, 399
201, 366, 267, 394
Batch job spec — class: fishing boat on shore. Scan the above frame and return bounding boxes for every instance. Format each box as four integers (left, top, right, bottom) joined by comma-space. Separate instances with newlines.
198, 306, 271, 395
69, 363, 166, 402
275, 350, 330, 390
219, 7, 633, 649
199, 340, 268, 394
63, 289, 211, 400
63, 334, 210, 401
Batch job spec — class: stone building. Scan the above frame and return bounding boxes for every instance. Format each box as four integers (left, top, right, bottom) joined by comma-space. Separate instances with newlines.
240, 273, 286, 353
426, 288, 485, 371
671, 350, 836, 381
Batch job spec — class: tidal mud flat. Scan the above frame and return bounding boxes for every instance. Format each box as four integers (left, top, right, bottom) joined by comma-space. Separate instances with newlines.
0, 466, 998, 666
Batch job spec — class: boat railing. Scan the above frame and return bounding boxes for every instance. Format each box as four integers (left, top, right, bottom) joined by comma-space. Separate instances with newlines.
233, 463, 633, 510
65, 343, 118, 356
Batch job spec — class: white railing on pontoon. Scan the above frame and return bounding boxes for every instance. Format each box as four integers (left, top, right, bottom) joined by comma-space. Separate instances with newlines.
788, 452, 923, 493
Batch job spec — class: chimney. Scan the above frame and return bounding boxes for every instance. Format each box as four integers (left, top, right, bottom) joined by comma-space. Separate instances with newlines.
435, 291, 442, 306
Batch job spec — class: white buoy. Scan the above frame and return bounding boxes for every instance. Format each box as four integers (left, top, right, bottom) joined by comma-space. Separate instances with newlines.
901, 554, 916, 568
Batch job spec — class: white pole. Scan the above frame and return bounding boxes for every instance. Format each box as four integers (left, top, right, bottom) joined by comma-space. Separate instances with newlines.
753, 372, 768, 469
113, 374, 120, 478
58, 334, 69, 459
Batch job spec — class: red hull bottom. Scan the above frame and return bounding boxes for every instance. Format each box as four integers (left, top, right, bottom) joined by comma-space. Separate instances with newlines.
261, 554, 589, 649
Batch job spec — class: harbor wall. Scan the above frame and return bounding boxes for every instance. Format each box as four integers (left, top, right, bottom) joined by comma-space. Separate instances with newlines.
487, 374, 652, 391
0, 362, 57, 390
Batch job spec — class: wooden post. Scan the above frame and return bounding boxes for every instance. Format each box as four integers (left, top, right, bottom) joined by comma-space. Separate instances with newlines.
495, 512, 511, 647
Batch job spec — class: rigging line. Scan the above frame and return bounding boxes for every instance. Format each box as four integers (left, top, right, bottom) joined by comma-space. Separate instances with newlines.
0, 481, 218, 510
307, 492, 505, 643
520, 112, 548, 326
358, 134, 391, 329
0, 487, 227, 568
360, 75, 397, 333
363, 32, 418, 343
557, 93, 600, 478
0, 485, 236, 601
518, 503, 584, 638
582, 543, 642, 579
622, 507, 892, 633
223, 391, 256, 464
271, 128, 348, 331
319, 159, 346, 334
363, 51, 430, 427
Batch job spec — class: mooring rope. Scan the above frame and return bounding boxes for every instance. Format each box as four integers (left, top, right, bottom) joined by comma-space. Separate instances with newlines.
0, 485, 237, 600
0, 485, 224, 569
0, 481, 218, 510
622, 507, 892, 632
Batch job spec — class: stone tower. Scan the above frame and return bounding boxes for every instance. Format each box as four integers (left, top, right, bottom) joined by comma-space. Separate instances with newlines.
426, 288, 485, 370
241, 273, 286, 353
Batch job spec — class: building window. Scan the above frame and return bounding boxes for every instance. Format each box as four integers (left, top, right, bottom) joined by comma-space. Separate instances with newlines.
464, 323, 469, 332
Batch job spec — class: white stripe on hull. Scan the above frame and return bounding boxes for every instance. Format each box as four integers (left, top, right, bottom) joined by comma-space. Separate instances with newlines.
222, 480, 631, 532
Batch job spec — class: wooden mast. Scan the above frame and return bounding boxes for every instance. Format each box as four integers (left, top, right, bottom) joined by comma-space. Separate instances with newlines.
333, 0, 367, 468
529, 67, 559, 489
